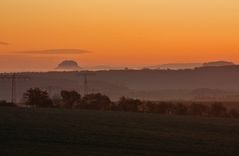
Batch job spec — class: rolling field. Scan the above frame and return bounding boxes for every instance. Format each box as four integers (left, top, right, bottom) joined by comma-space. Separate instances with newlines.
0, 107, 239, 155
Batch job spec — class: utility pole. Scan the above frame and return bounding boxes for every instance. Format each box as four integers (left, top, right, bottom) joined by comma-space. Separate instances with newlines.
0, 73, 30, 104
77, 71, 95, 96
11, 74, 16, 104
83, 74, 88, 95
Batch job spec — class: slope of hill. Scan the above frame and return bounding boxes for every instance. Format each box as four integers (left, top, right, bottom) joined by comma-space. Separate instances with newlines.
148, 63, 202, 70
203, 61, 234, 67
1, 65, 239, 101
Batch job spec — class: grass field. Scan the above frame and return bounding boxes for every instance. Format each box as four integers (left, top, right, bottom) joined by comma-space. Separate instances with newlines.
0, 107, 239, 155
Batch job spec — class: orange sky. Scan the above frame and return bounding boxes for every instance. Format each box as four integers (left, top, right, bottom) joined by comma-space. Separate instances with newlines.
1, 0, 239, 71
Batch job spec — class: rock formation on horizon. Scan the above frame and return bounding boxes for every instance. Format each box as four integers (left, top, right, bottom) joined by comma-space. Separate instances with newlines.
56, 60, 81, 70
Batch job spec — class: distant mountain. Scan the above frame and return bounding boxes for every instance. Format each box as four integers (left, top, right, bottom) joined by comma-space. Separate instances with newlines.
55, 61, 235, 71
2, 65, 239, 101
147, 61, 236, 70
148, 63, 202, 70
56, 60, 81, 70
84, 65, 124, 71
203, 61, 235, 67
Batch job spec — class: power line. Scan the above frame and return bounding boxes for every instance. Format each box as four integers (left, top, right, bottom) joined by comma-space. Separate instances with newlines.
83, 74, 88, 95
77, 71, 95, 96
0, 73, 30, 103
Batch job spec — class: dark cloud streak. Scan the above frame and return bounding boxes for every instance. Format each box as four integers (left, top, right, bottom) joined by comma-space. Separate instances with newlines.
0, 41, 9, 46
14, 49, 91, 55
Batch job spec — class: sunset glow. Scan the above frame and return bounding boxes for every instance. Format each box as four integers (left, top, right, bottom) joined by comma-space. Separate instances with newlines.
1, 0, 239, 71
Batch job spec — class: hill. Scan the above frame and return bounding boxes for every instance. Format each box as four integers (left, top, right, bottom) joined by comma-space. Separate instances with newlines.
2, 65, 239, 101
148, 63, 202, 70
203, 61, 234, 67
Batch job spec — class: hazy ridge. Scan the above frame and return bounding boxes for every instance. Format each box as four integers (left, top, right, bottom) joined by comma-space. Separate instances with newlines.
1, 65, 239, 102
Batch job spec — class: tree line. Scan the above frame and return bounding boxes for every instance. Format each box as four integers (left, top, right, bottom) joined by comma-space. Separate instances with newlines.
1, 88, 239, 119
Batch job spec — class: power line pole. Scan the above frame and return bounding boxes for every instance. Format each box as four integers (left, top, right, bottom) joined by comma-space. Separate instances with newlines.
0, 73, 30, 104
11, 74, 16, 104
77, 71, 95, 96
83, 74, 88, 95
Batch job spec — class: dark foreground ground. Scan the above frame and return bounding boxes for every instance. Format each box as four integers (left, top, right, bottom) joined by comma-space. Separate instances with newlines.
0, 107, 239, 156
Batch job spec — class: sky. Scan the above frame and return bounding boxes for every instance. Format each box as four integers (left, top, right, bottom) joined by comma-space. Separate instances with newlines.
1, 0, 239, 71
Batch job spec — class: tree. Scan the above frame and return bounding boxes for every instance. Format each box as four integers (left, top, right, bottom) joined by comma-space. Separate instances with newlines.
228, 108, 239, 118
23, 88, 53, 108
209, 103, 227, 117
189, 103, 209, 116
173, 103, 188, 115
144, 101, 157, 113
0, 100, 16, 107
81, 93, 111, 110
51, 95, 63, 108
157, 102, 174, 114
118, 97, 142, 112
61, 90, 81, 108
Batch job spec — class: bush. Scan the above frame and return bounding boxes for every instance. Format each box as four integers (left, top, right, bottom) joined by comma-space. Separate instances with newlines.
144, 101, 158, 113
157, 102, 174, 114
209, 103, 227, 117
20, 88, 237, 119
189, 103, 209, 116
173, 103, 188, 115
0, 100, 16, 107
118, 97, 142, 112
81, 93, 111, 110
51, 95, 63, 108
228, 108, 239, 118
61, 90, 81, 108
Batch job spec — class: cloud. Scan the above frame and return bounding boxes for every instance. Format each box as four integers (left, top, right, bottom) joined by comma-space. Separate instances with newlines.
15, 49, 91, 55
0, 41, 9, 46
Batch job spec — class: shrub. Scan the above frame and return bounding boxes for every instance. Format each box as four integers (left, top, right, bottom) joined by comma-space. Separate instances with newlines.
189, 103, 209, 116
81, 93, 111, 110
118, 97, 142, 112
228, 108, 239, 118
209, 103, 227, 117
61, 90, 81, 108
157, 102, 174, 114
173, 103, 189, 115
0, 100, 16, 107
144, 101, 158, 113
